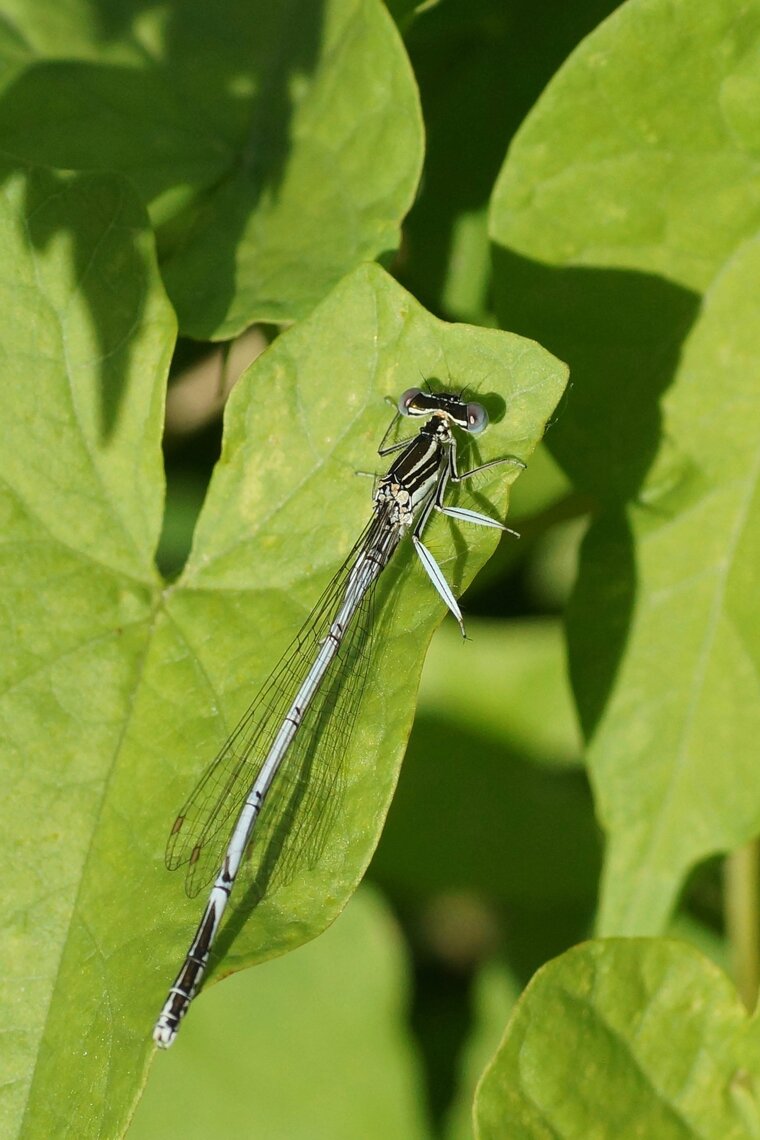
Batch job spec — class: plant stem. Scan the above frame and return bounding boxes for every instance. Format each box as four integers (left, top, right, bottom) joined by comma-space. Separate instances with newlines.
725, 840, 760, 1011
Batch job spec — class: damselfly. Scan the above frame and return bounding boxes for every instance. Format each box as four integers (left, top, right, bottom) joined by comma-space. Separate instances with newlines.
154, 387, 521, 1047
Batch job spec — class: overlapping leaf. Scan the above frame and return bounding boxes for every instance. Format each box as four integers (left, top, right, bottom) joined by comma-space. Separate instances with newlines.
490, 0, 760, 935
492, 0, 760, 294
584, 235, 760, 932
1, 165, 566, 1137
474, 940, 760, 1140
0, 0, 423, 338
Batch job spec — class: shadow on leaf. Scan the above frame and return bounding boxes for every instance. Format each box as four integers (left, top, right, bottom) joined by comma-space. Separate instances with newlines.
492, 244, 701, 735
0, 0, 325, 438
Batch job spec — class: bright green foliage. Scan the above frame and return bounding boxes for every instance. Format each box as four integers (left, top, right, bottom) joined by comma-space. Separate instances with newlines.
0, 164, 565, 1138
130, 887, 429, 1140
5, 0, 760, 1135
474, 940, 760, 1140
586, 235, 760, 934
492, 0, 760, 294
490, 0, 760, 504
0, 167, 174, 1140
491, 0, 760, 938
0, 0, 423, 338
398, 0, 621, 326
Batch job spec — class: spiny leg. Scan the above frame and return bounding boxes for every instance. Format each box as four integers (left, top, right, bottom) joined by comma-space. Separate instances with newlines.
441, 441, 523, 535
451, 451, 526, 483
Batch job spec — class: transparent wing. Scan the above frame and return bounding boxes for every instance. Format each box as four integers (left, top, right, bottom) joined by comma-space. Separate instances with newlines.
165, 515, 393, 900
239, 572, 377, 904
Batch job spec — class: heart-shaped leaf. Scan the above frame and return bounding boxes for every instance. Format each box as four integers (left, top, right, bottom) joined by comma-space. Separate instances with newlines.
1, 164, 567, 1136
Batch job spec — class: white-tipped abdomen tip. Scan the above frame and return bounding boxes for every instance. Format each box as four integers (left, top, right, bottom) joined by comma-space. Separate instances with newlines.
153, 1020, 177, 1049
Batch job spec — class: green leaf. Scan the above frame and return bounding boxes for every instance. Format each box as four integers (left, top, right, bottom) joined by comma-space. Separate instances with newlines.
0, 0, 424, 338
489, 0, 760, 935
491, 0, 760, 295
0, 165, 175, 1138
398, 0, 621, 325
573, 234, 760, 934
160, 266, 568, 970
2, 162, 566, 1137
474, 940, 760, 1140
129, 887, 429, 1140
489, 0, 760, 503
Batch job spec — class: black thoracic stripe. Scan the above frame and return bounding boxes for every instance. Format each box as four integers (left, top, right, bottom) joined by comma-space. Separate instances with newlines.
389, 434, 440, 490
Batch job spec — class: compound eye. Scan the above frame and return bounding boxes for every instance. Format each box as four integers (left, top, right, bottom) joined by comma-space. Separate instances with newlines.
398, 387, 423, 417
466, 402, 488, 434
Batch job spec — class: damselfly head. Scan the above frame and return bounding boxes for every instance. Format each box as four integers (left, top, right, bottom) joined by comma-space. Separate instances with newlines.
397, 388, 489, 435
